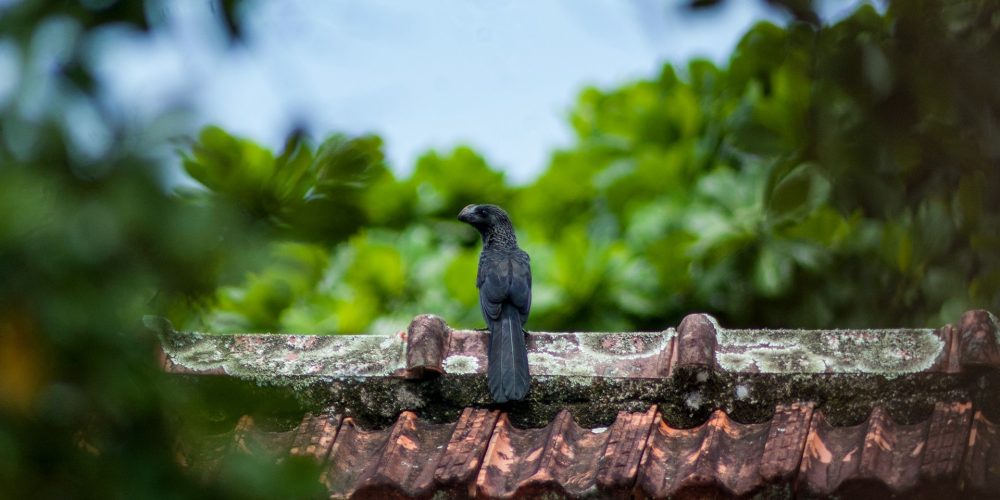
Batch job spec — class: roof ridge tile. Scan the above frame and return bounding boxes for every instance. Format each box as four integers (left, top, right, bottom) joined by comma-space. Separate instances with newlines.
959, 310, 1000, 368
405, 315, 448, 379
674, 313, 719, 372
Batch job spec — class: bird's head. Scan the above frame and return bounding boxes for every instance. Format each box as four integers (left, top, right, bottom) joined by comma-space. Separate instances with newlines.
459, 204, 519, 248
458, 204, 510, 231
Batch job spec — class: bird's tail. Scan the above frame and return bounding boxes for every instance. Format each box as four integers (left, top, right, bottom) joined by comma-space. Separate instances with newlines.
487, 306, 531, 403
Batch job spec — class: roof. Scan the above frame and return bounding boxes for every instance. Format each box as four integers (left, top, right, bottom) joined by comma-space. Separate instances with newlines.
150, 310, 1000, 497
177, 401, 996, 498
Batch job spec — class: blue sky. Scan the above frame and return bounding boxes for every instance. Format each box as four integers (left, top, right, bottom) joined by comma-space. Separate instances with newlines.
94, 0, 869, 183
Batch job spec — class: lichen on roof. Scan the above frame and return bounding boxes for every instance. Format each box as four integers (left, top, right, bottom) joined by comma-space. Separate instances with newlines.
149, 311, 1000, 428
148, 316, 406, 382
715, 327, 944, 374
524, 330, 674, 378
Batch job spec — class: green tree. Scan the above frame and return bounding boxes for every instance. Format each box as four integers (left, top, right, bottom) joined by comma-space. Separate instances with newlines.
192, 1, 1000, 335
0, 2, 344, 498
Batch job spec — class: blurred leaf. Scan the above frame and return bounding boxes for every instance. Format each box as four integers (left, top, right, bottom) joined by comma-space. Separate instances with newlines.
183, 127, 383, 243
754, 243, 793, 296
765, 162, 831, 224
409, 146, 510, 218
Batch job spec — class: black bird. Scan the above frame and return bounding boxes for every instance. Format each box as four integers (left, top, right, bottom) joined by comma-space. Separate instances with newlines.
458, 204, 531, 403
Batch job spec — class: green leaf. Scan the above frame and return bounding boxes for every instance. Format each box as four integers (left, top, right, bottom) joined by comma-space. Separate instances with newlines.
765, 162, 830, 224
272, 132, 314, 202
754, 243, 793, 297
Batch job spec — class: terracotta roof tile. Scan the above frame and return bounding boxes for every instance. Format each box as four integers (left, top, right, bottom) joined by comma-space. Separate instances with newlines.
674, 313, 719, 371
289, 410, 341, 462
798, 402, 980, 496
929, 323, 964, 374
595, 406, 659, 492
476, 407, 657, 498
638, 408, 774, 497
175, 404, 998, 497
964, 409, 1000, 493
405, 315, 448, 378
321, 408, 503, 499
434, 408, 500, 494
920, 401, 972, 480
177, 415, 299, 481
759, 402, 814, 483
959, 310, 1000, 369
326, 411, 454, 499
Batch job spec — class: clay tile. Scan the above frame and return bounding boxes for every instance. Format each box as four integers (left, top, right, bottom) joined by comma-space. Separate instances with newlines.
636, 409, 772, 497
477, 409, 631, 499
405, 314, 449, 379
595, 405, 658, 494
289, 410, 341, 463
856, 407, 926, 493
475, 413, 524, 498
920, 402, 973, 482
327, 411, 456, 499
674, 313, 719, 372
930, 324, 963, 373
958, 310, 1000, 369
800, 407, 932, 496
434, 407, 500, 495
760, 402, 814, 482
798, 410, 866, 496
963, 410, 1000, 494
179, 414, 301, 481
323, 417, 393, 498
180, 401, 994, 498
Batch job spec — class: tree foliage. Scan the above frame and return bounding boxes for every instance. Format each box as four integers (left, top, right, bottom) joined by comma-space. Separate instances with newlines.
183, 1, 1000, 336
0, 1, 324, 498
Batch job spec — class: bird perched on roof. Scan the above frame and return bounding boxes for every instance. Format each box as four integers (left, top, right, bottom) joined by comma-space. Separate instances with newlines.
458, 204, 531, 403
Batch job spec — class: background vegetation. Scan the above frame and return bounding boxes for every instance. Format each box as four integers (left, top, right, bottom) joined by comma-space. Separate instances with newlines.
180, 1, 1000, 335
2, 0, 998, 497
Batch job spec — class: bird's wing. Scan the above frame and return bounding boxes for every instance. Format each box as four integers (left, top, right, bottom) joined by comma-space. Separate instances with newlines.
477, 249, 531, 325
509, 250, 531, 325
477, 250, 508, 321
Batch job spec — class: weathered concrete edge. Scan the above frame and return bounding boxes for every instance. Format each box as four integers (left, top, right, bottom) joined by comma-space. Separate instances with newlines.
147, 311, 1000, 384
144, 314, 1000, 429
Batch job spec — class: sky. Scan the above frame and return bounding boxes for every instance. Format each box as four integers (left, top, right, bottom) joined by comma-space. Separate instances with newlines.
93, 0, 871, 184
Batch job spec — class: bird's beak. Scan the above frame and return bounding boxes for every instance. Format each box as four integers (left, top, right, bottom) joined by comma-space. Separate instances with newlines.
458, 204, 476, 223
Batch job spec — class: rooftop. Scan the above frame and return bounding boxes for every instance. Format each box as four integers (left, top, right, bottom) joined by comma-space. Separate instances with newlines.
149, 310, 1000, 497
